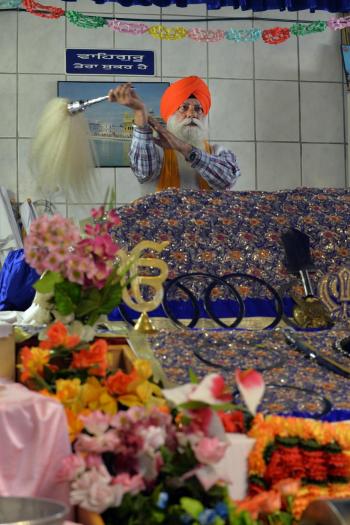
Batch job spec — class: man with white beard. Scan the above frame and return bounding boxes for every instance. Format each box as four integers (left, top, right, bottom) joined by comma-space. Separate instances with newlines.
108, 76, 240, 191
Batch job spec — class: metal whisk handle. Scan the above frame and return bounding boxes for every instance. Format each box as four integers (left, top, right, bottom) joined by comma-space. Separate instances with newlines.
67, 95, 109, 114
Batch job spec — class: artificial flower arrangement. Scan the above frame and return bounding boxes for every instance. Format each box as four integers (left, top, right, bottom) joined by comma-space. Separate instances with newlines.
23, 206, 126, 327
59, 371, 266, 525
18, 321, 165, 441
56, 371, 264, 525
246, 414, 350, 520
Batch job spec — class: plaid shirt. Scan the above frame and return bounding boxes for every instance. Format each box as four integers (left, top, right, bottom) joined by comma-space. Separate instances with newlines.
129, 126, 241, 190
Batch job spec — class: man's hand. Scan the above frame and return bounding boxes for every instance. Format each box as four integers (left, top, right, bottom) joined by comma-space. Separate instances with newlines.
109, 83, 148, 128
148, 116, 192, 159
108, 83, 145, 111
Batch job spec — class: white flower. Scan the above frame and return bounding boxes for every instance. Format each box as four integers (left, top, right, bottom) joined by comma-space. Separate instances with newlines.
70, 465, 117, 514
139, 426, 166, 452
69, 320, 96, 342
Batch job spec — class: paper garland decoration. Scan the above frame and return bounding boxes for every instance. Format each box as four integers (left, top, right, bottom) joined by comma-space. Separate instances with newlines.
148, 25, 188, 39
107, 19, 149, 34
17, 1, 350, 45
66, 11, 105, 27
23, 0, 64, 18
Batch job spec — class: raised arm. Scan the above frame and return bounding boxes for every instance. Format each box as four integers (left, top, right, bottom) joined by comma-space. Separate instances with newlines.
108, 83, 163, 182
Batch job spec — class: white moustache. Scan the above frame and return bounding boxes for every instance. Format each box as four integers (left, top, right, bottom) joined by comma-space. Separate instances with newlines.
181, 117, 202, 128
167, 115, 208, 148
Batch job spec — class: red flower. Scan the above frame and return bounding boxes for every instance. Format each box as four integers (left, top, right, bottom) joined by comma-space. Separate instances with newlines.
40, 321, 80, 349
71, 339, 108, 376
218, 410, 245, 433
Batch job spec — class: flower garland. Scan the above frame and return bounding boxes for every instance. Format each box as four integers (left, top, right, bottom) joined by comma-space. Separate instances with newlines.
16, 2, 350, 44
247, 415, 350, 519
65, 11, 106, 28
22, 0, 64, 19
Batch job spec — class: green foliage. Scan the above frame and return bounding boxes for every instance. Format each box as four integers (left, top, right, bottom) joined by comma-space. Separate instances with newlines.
34, 271, 63, 293
40, 275, 124, 326
189, 369, 200, 384
101, 443, 254, 525
54, 280, 81, 315
267, 511, 293, 525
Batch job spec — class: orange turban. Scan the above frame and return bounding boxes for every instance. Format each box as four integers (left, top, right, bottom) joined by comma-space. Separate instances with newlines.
160, 76, 211, 122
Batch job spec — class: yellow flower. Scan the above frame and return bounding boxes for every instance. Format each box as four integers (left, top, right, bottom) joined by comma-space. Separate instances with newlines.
55, 378, 83, 413
65, 407, 91, 442
118, 377, 164, 408
133, 359, 153, 380
81, 377, 117, 415
19, 346, 51, 383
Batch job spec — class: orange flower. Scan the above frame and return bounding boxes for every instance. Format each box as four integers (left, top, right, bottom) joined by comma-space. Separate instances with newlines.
19, 346, 50, 383
273, 478, 301, 497
71, 339, 108, 376
64, 407, 91, 442
106, 368, 139, 395
40, 321, 80, 349
218, 410, 245, 433
236, 489, 282, 519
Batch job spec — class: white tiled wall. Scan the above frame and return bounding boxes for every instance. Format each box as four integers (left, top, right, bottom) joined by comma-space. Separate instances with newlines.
0, 3, 347, 224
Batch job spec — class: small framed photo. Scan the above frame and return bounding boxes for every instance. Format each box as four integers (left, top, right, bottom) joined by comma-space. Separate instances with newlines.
57, 81, 169, 167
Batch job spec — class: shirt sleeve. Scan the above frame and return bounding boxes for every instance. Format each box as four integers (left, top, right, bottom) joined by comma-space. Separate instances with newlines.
129, 126, 164, 183
188, 145, 241, 190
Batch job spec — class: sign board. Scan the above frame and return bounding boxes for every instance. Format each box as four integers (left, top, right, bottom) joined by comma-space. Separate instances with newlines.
66, 49, 155, 75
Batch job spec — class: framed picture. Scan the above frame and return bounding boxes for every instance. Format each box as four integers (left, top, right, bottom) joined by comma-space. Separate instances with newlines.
57, 81, 169, 167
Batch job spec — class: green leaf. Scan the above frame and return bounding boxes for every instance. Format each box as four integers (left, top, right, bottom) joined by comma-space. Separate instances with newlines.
99, 283, 123, 314
180, 498, 204, 519
75, 288, 102, 317
54, 280, 81, 315
178, 401, 208, 410
189, 369, 199, 384
33, 271, 63, 293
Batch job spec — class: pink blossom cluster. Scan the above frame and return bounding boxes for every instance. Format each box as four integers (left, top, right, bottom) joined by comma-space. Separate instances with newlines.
24, 207, 121, 289
60, 401, 229, 514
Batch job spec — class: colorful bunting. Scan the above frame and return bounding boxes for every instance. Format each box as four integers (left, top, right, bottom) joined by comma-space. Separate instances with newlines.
18, 2, 348, 45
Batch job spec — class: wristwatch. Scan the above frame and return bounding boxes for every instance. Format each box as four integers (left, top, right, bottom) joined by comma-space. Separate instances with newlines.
187, 147, 198, 163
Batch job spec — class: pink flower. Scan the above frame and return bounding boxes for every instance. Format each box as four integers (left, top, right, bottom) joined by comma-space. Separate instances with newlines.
193, 437, 228, 465
163, 374, 231, 407
91, 206, 105, 220
75, 430, 120, 453
112, 473, 145, 495
235, 369, 265, 415
57, 454, 86, 481
24, 214, 80, 274
79, 411, 111, 436
85, 454, 104, 469
70, 466, 123, 513
107, 209, 121, 226
191, 374, 231, 404
85, 223, 102, 237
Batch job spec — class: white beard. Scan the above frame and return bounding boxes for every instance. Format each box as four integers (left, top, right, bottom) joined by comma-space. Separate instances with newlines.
166, 115, 209, 149
166, 115, 209, 189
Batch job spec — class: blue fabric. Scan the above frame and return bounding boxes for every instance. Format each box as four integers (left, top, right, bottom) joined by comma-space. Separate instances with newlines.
286, 410, 350, 421
0, 249, 39, 311
91, 0, 349, 12
109, 297, 293, 321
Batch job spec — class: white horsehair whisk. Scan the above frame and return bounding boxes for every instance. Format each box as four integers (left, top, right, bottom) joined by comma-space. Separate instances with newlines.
29, 95, 109, 202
